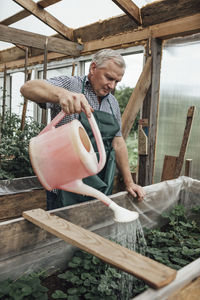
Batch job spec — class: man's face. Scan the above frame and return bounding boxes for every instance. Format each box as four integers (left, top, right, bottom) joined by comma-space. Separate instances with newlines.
89, 59, 124, 97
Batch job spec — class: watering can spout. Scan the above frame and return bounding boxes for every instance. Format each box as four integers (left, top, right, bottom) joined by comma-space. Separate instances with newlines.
61, 180, 139, 223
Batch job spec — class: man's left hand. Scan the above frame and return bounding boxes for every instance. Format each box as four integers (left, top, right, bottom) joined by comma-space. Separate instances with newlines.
126, 183, 146, 202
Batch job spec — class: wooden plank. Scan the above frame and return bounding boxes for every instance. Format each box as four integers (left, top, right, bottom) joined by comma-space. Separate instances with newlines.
23, 208, 177, 289
138, 125, 148, 155
161, 155, 178, 181
83, 13, 200, 53
174, 106, 195, 178
122, 56, 152, 140
73, 14, 138, 43
134, 257, 200, 300
184, 159, 192, 177
112, 0, 141, 25
0, 0, 62, 26
0, 189, 46, 221
0, 24, 81, 56
13, 0, 73, 40
167, 277, 200, 300
141, 0, 200, 27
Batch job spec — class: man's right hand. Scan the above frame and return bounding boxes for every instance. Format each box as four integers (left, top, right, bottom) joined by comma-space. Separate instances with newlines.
58, 90, 93, 118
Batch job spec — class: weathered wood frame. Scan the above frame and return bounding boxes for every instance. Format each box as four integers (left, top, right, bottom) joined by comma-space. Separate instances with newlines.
0, 0, 200, 185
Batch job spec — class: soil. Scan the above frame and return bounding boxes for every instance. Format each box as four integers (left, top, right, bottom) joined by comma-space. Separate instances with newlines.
42, 271, 68, 300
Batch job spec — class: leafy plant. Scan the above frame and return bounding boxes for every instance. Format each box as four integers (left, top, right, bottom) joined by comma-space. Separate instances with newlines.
0, 112, 44, 180
51, 250, 121, 299
0, 272, 48, 300
144, 204, 200, 270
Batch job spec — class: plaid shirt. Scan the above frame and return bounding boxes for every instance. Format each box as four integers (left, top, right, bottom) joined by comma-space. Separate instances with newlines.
44, 75, 122, 137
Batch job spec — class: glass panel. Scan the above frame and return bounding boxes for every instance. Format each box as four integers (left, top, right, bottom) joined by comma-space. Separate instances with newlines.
0, 74, 11, 115
10, 72, 34, 118
38, 66, 77, 79
121, 53, 143, 88
154, 34, 200, 182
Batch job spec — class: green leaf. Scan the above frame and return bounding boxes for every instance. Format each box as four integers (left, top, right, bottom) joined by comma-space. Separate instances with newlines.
52, 289, 68, 299
67, 287, 79, 295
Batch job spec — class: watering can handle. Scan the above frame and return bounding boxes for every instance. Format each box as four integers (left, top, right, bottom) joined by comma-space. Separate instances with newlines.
87, 113, 106, 172
39, 110, 106, 173
39, 110, 66, 135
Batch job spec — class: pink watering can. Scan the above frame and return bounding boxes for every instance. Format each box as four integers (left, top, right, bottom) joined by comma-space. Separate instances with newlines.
29, 111, 139, 223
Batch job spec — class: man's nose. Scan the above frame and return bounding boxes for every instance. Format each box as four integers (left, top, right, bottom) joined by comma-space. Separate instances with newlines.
108, 81, 116, 90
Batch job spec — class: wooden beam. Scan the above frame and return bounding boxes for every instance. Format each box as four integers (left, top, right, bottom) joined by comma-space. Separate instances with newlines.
122, 56, 152, 140
0, 190, 46, 221
83, 13, 200, 53
13, 0, 73, 40
0, 0, 62, 26
111, 0, 141, 25
0, 24, 81, 56
23, 208, 177, 289
141, 0, 200, 27
0, 13, 200, 71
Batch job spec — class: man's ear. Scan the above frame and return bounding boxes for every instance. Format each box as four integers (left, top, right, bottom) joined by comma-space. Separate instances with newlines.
90, 62, 97, 75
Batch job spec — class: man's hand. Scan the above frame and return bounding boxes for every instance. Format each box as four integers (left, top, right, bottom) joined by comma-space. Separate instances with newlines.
59, 90, 93, 118
125, 182, 146, 202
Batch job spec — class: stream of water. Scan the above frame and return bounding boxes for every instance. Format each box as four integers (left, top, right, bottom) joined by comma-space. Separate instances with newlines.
110, 218, 147, 300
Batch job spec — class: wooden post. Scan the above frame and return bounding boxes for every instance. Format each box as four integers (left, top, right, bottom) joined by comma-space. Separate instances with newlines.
20, 47, 29, 131
41, 38, 48, 125
138, 38, 162, 186
1, 66, 7, 127
185, 159, 192, 177
0, 66, 7, 168
71, 62, 75, 76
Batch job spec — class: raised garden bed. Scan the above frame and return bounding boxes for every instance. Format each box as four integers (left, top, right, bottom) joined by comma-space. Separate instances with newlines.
0, 176, 200, 299
0, 176, 46, 221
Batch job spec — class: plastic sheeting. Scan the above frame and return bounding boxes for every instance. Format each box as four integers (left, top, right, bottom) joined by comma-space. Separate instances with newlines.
129, 176, 200, 229
0, 176, 42, 196
154, 33, 200, 183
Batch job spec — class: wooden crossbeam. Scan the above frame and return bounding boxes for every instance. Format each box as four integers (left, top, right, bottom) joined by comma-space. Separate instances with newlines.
111, 0, 141, 25
0, 12, 200, 70
13, 0, 73, 40
122, 56, 152, 140
0, 0, 62, 26
23, 208, 177, 289
0, 24, 81, 56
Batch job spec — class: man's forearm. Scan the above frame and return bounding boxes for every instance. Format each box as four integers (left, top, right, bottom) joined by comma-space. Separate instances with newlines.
20, 79, 62, 104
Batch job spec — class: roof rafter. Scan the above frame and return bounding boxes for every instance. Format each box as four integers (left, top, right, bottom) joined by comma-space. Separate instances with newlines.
0, 24, 81, 56
12, 0, 73, 40
1, 0, 62, 26
1, 12, 199, 71
111, 0, 141, 25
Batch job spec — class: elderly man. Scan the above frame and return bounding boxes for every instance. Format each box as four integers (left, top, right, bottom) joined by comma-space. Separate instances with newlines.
21, 49, 145, 208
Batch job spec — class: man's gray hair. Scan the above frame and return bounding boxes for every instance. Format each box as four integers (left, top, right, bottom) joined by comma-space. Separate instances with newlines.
91, 49, 126, 70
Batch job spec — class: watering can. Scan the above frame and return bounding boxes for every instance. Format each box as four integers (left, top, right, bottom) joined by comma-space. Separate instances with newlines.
29, 111, 139, 223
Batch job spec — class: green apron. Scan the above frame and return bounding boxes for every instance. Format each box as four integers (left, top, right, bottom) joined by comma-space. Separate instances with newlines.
57, 78, 120, 206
